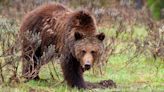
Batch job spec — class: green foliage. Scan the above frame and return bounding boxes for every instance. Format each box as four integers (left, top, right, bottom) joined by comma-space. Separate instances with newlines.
147, 0, 164, 20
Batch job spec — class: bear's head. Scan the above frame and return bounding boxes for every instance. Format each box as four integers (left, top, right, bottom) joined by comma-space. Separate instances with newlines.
66, 10, 105, 71
73, 32, 105, 71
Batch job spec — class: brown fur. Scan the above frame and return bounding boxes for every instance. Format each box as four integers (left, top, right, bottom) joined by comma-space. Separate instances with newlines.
20, 3, 105, 89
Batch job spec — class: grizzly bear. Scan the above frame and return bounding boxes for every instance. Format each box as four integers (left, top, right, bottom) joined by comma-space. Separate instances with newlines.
20, 3, 106, 89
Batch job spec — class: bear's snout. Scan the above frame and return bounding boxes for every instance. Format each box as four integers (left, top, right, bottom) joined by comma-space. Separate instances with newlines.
84, 61, 91, 70
82, 53, 93, 70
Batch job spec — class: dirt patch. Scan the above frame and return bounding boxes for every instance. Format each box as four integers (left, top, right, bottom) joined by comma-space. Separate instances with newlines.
86, 79, 116, 89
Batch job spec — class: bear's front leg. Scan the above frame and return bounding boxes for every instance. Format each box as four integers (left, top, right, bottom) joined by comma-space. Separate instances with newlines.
61, 54, 86, 89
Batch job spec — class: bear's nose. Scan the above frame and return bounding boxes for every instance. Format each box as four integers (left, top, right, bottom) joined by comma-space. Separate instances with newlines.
84, 61, 91, 70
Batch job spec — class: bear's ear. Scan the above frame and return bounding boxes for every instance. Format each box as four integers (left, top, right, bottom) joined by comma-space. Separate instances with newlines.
96, 33, 105, 41
74, 32, 83, 40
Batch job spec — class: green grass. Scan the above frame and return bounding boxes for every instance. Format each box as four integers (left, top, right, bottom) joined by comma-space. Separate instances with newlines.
0, 53, 163, 92
0, 22, 164, 91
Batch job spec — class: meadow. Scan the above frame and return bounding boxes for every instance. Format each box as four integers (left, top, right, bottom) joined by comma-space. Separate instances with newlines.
0, 0, 164, 92
0, 19, 163, 91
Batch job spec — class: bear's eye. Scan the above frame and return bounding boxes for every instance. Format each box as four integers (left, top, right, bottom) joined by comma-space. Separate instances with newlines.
91, 50, 95, 54
82, 50, 86, 54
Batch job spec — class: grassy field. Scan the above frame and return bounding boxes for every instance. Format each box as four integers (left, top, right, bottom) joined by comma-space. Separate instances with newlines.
0, 20, 164, 92
0, 54, 163, 92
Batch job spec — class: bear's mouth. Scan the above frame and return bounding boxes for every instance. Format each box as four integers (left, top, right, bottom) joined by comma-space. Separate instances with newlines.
81, 65, 91, 72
